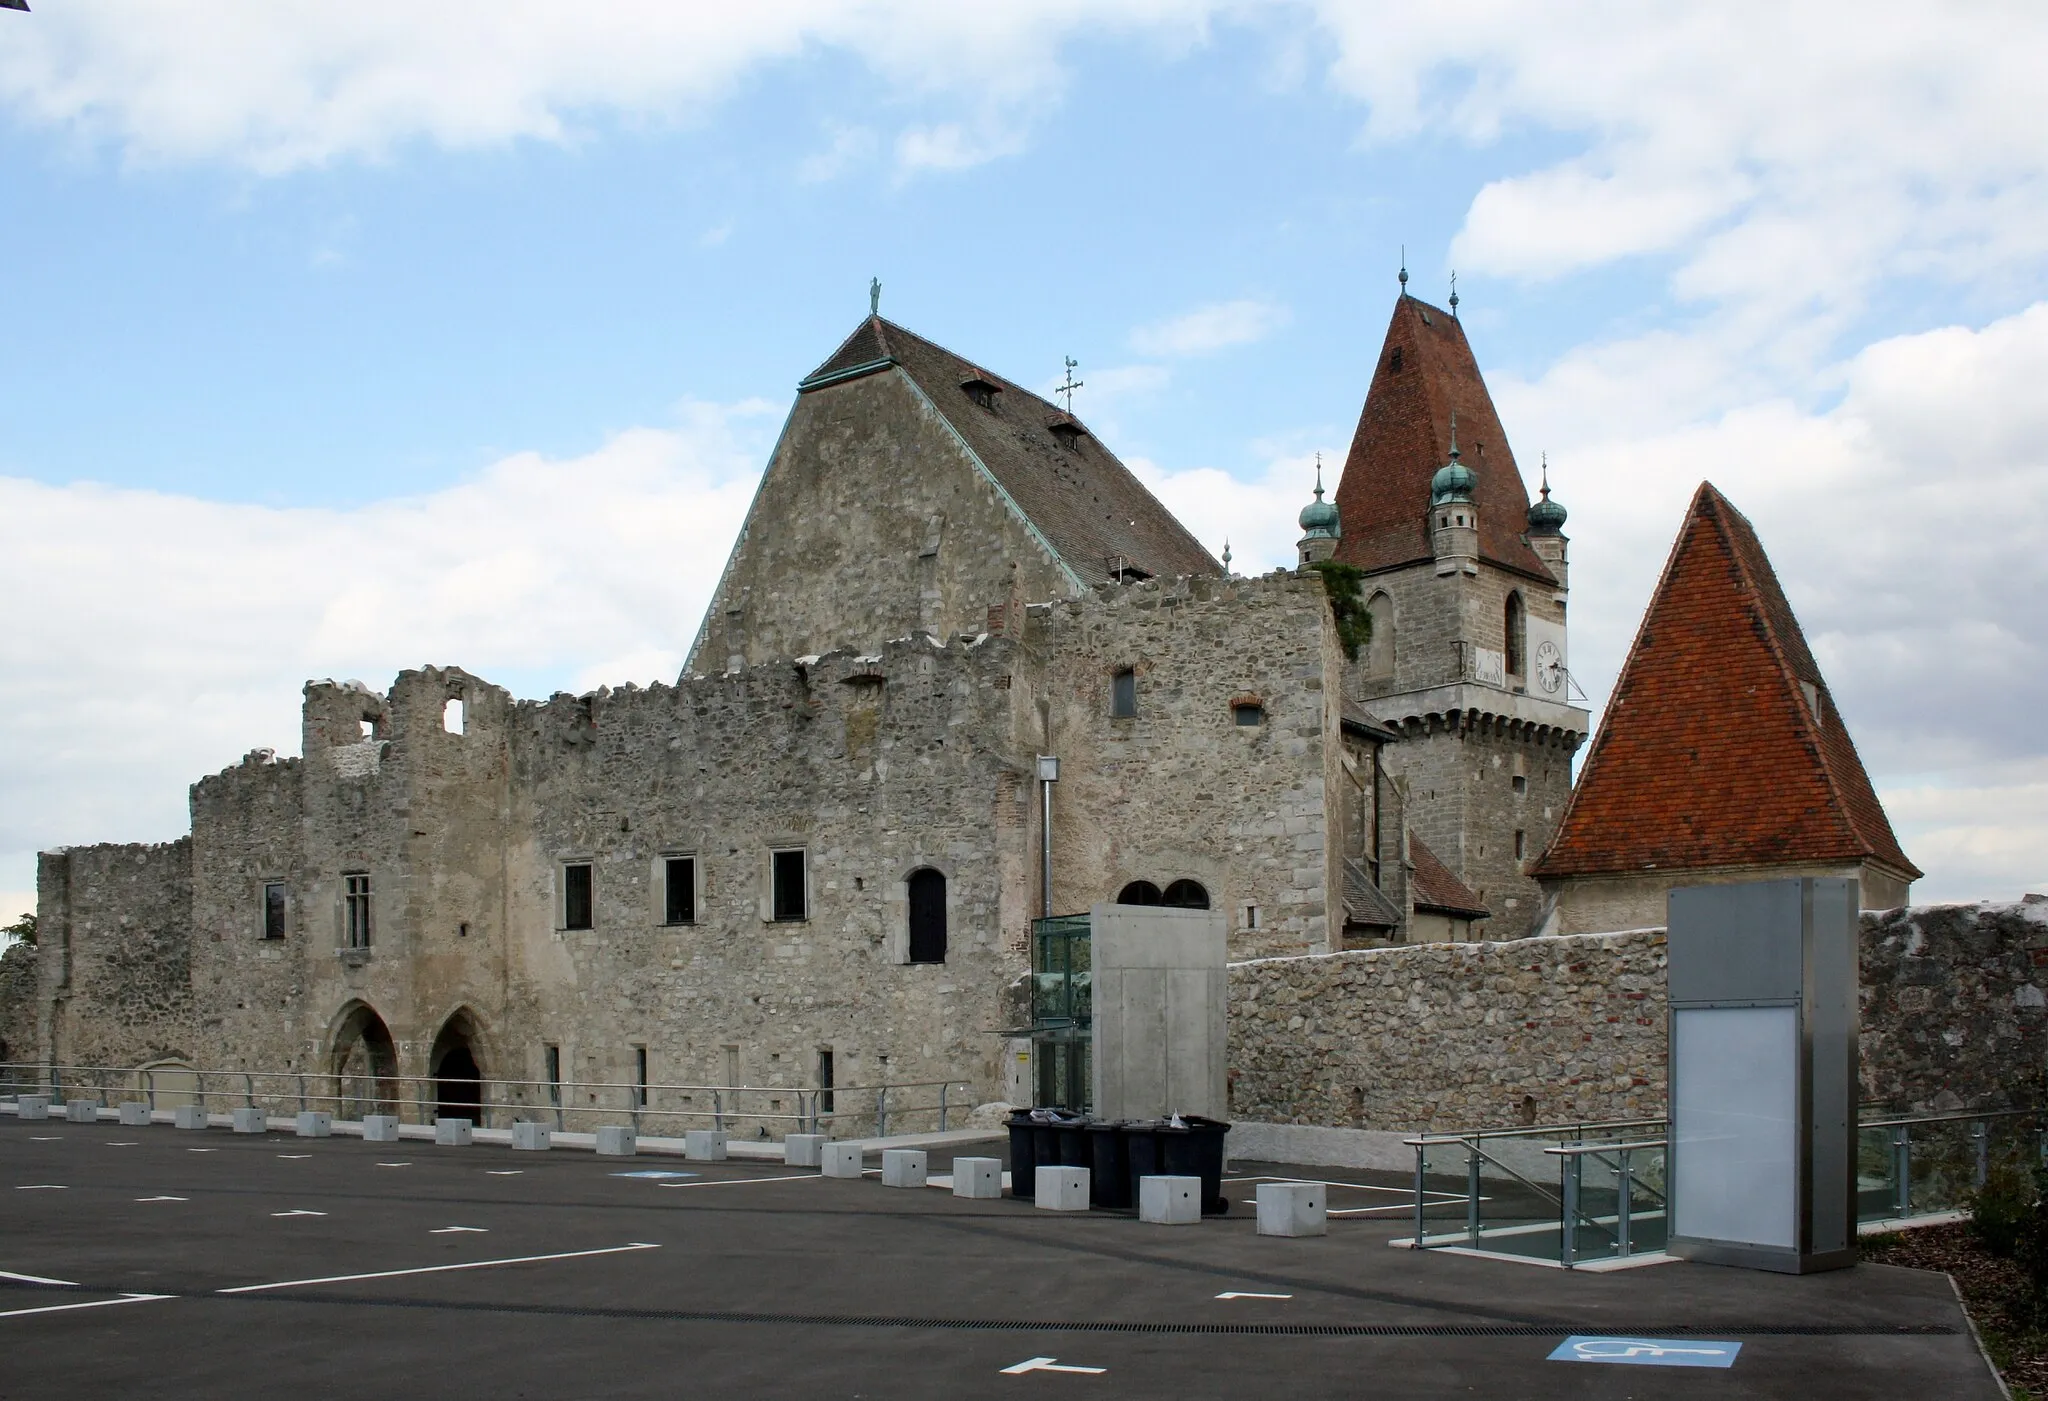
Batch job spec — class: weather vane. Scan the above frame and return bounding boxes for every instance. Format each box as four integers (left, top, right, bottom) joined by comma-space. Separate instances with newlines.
869, 277, 881, 318
1058, 356, 1084, 413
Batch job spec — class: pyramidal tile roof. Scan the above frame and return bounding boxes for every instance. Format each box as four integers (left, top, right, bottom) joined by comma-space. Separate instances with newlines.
800, 317, 1220, 587
1532, 483, 1919, 882
1331, 295, 1554, 582
1409, 834, 1490, 919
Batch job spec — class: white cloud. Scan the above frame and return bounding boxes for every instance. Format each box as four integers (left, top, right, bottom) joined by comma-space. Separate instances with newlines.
795, 122, 876, 184
0, 400, 770, 900
1130, 299, 1291, 357
1129, 448, 1330, 575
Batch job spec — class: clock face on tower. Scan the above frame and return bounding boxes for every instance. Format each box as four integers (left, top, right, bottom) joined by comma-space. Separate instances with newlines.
1534, 640, 1564, 694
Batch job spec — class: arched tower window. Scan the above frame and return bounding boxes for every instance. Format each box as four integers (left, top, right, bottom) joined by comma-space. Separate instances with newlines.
1366, 592, 1395, 679
907, 868, 947, 964
1504, 591, 1526, 678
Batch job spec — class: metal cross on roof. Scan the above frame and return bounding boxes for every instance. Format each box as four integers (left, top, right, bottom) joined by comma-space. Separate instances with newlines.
1057, 356, 1084, 413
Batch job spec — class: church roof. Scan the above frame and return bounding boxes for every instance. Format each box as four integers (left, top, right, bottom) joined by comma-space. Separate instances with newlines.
1409, 834, 1490, 919
1531, 482, 1919, 883
1330, 296, 1554, 582
800, 317, 1220, 587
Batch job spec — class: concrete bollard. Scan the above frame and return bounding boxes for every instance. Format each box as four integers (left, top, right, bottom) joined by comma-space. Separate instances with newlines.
362, 1115, 400, 1142
296, 1112, 333, 1138
951, 1156, 1002, 1200
1139, 1175, 1202, 1225
683, 1130, 728, 1162
512, 1121, 552, 1151
595, 1126, 636, 1157
1255, 1181, 1328, 1238
435, 1117, 473, 1146
66, 1099, 103, 1124
820, 1142, 865, 1178
232, 1107, 267, 1134
782, 1133, 826, 1168
881, 1148, 928, 1189
1034, 1165, 1090, 1212
174, 1105, 207, 1130
16, 1095, 49, 1120
119, 1102, 152, 1127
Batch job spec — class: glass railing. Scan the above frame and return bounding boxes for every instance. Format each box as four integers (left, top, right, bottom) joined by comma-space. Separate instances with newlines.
1857, 1108, 2043, 1226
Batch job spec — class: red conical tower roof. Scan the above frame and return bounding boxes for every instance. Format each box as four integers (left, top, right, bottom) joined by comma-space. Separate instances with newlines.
1331, 295, 1553, 581
1531, 483, 1919, 882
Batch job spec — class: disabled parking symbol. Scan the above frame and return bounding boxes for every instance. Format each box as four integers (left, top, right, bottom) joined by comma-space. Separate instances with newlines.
1549, 1336, 1742, 1368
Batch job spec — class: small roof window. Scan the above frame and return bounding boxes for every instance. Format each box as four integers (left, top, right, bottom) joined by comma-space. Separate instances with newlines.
959, 370, 1002, 410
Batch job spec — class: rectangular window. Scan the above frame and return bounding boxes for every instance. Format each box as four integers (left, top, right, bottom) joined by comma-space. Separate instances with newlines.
1512, 775, 1528, 794
633, 1046, 648, 1110
664, 856, 696, 925
343, 873, 373, 948
772, 849, 807, 922
544, 1044, 561, 1106
1111, 668, 1137, 719
818, 1048, 835, 1115
1514, 830, 1527, 860
262, 882, 287, 940
563, 862, 594, 930
1244, 904, 1261, 930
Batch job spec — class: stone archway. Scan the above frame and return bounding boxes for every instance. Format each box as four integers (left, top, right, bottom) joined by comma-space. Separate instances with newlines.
430, 1009, 488, 1127
330, 1002, 399, 1120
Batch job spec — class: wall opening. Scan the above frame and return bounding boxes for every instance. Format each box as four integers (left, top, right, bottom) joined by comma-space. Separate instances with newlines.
563, 862, 594, 930
1232, 702, 1264, 726
261, 881, 287, 940
633, 1046, 649, 1109
342, 872, 374, 949
1117, 880, 1163, 906
907, 867, 947, 964
818, 1048, 835, 1114
442, 697, 465, 734
544, 1044, 562, 1107
664, 856, 696, 925
331, 1003, 399, 1119
1504, 591, 1527, 678
430, 1013, 486, 1126
772, 849, 808, 922
1110, 668, 1137, 719
1162, 879, 1211, 910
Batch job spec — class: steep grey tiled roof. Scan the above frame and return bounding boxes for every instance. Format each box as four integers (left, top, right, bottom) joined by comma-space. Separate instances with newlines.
801, 318, 1221, 586
1343, 858, 1402, 929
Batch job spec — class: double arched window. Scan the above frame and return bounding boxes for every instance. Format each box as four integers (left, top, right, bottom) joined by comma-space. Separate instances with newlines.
1115, 879, 1210, 910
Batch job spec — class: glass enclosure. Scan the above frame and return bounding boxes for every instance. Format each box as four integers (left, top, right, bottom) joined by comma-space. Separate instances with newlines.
1031, 914, 1092, 1112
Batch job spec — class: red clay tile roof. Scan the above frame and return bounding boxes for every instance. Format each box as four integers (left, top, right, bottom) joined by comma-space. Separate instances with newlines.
1531, 482, 1919, 882
1410, 834, 1490, 919
1330, 296, 1555, 582
802, 317, 1220, 587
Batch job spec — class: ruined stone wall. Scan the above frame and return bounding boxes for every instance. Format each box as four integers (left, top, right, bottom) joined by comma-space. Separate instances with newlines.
37, 841, 197, 1071
1023, 571, 1344, 959
1228, 901, 2048, 1132
0, 940, 37, 1065
688, 371, 1079, 673
1227, 930, 1668, 1132
1861, 900, 2048, 1112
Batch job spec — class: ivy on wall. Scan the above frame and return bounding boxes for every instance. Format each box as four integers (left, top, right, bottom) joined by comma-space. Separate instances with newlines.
1307, 561, 1372, 661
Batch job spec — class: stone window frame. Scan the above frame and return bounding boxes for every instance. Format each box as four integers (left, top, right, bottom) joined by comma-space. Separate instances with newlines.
654, 852, 701, 927
340, 870, 374, 950
764, 846, 810, 924
259, 879, 289, 941
558, 857, 596, 932
1229, 693, 1266, 728
889, 860, 956, 965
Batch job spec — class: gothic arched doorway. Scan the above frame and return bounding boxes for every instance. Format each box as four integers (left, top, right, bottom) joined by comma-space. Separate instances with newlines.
330, 1003, 399, 1120
431, 1011, 487, 1127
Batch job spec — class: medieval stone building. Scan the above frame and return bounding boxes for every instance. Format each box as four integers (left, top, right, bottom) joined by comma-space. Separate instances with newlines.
4, 292, 1637, 1115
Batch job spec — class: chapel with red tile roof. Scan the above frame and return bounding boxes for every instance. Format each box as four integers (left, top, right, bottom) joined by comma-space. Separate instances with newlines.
1530, 482, 1918, 934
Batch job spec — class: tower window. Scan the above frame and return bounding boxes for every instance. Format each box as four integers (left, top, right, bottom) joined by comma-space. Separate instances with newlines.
1111, 668, 1137, 719
772, 849, 808, 922
442, 696, 464, 734
907, 867, 947, 964
563, 862, 594, 930
1512, 775, 1528, 794
1514, 830, 1527, 860
261, 882, 287, 940
1232, 701, 1264, 726
342, 872, 373, 948
663, 856, 696, 925
1504, 592, 1527, 677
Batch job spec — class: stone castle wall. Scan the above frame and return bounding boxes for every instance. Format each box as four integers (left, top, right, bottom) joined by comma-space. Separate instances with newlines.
1227, 900, 2048, 1132
37, 841, 198, 1071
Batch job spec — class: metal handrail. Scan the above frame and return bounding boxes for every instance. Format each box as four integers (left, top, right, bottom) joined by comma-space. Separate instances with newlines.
1405, 1117, 1666, 1147
0, 1061, 975, 1138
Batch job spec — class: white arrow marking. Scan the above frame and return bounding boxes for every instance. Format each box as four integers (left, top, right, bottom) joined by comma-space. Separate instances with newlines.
1215, 1291, 1293, 1300
136, 1196, 188, 1203
0, 1270, 77, 1286
219, 1241, 661, 1293
0, 1293, 172, 1320
1000, 1357, 1107, 1376
271, 1210, 327, 1217
430, 1226, 487, 1234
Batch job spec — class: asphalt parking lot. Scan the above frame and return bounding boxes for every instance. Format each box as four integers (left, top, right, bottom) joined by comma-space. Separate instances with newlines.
0, 1116, 1999, 1400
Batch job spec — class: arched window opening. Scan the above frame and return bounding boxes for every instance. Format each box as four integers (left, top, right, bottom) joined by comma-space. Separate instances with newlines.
1504, 592, 1527, 678
1366, 592, 1395, 679
1117, 880, 1162, 906
442, 696, 464, 734
430, 1012, 486, 1127
1162, 879, 1210, 910
331, 1003, 400, 1120
907, 867, 947, 964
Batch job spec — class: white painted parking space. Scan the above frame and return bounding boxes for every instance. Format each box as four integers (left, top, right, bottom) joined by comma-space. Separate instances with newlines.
430, 1226, 487, 1234
1, 1293, 172, 1321
14, 1184, 66, 1191
656, 1173, 822, 1189
217, 1241, 661, 1294
0, 1270, 77, 1286
136, 1195, 188, 1203
271, 1209, 326, 1218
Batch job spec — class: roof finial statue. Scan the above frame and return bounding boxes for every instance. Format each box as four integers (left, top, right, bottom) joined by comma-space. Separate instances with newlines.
869, 276, 881, 317
1448, 270, 1459, 315
1058, 356, 1084, 413
1398, 246, 1408, 295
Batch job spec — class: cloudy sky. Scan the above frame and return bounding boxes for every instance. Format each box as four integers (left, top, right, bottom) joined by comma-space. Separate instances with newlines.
2, 0, 2044, 928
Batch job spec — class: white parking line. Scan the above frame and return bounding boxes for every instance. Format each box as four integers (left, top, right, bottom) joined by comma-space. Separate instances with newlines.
218, 1241, 661, 1294
28, 1137, 61, 1142
1, 1293, 171, 1320
656, 1174, 822, 1189
277, 1154, 311, 1160
430, 1226, 487, 1234
271, 1210, 326, 1218
107, 1142, 138, 1147
1215, 1291, 1292, 1300
136, 1196, 188, 1203
0, 1270, 77, 1286
484, 1170, 522, 1176
14, 1186, 66, 1191
375, 1162, 411, 1169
